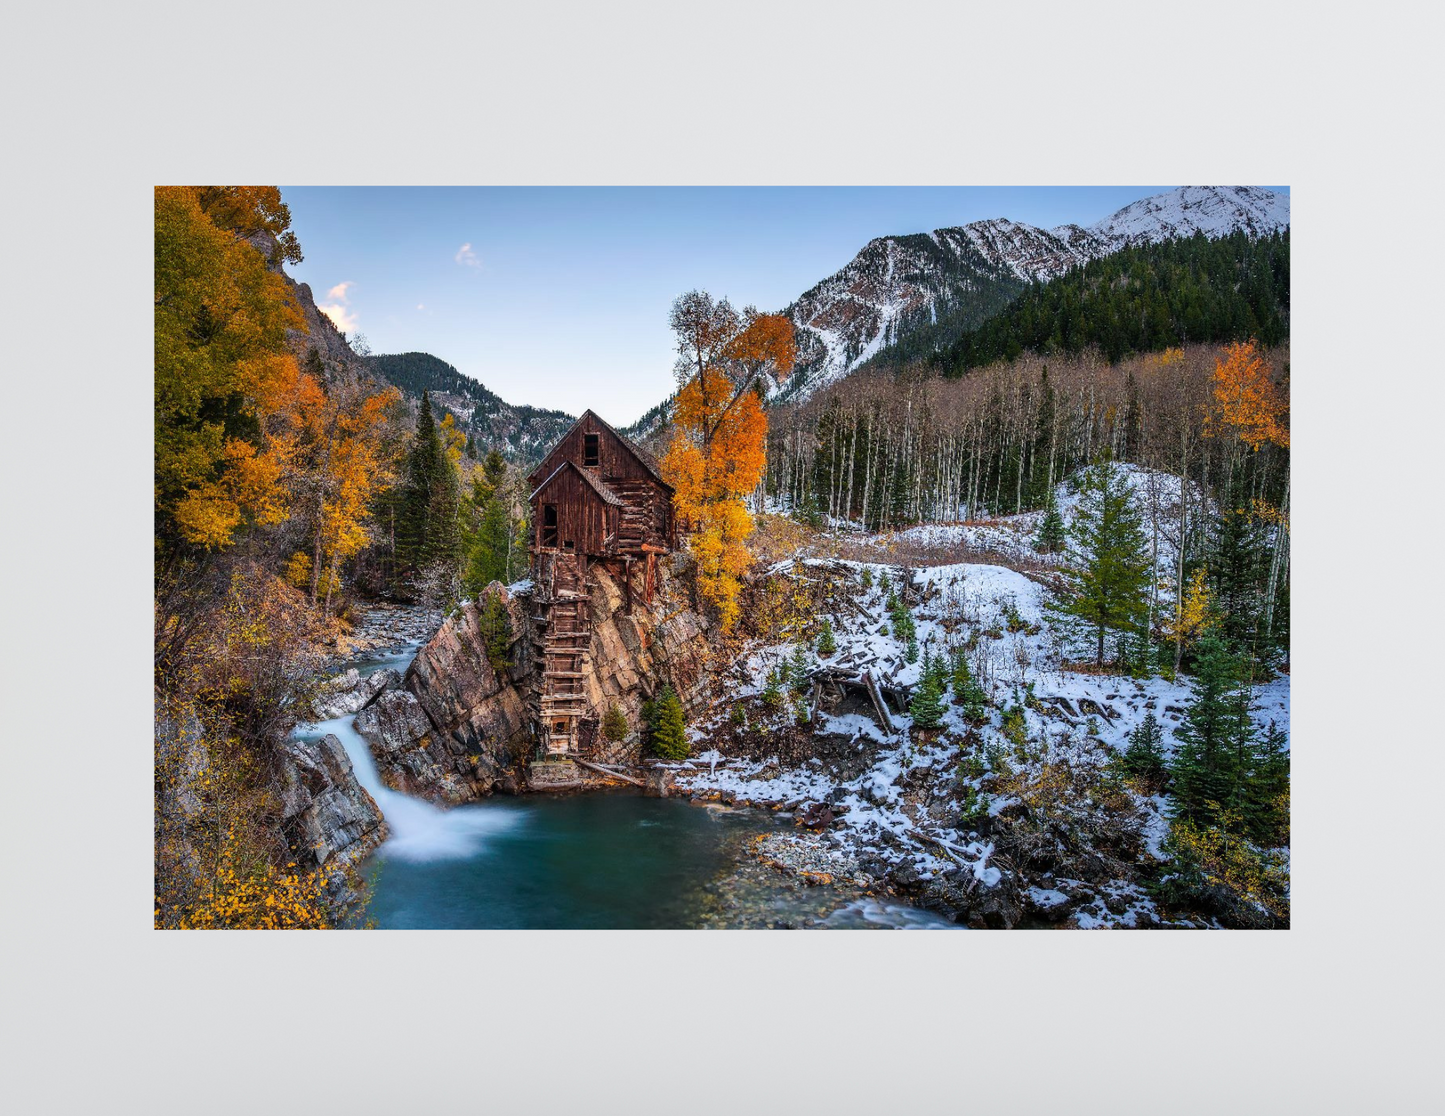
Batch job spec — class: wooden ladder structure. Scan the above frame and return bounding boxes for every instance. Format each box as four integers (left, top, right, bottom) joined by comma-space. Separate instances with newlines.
530, 550, 593, 756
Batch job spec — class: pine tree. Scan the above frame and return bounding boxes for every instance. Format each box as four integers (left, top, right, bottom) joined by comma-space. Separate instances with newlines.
648, 685, 689, 760
816, 617, 837, 657
1210, 489, 1269, 663
950, 646, 989, 722
1168, 634, 1255, 826
398, 391, 462, 581
860, 567, 874, 589
787, 643, 811, 695
477, 591, 513, 672
601, 703, 629, 744
1035, 492, 1067, 553
1246, 720, 1290, 846
463, 475, 513, 597
759, 667, 783, 710
1061, 459, 1153, 667
909, 672, 945, 731
1119, 711, 1167, 782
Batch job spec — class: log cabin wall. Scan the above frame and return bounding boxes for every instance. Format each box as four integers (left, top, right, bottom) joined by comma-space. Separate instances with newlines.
527, 410, 673, 558
531, 463, 617, 557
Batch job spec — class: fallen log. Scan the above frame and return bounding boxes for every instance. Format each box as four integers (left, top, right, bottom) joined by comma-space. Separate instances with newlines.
863, 669, 895, 736
572, 757, 645, 787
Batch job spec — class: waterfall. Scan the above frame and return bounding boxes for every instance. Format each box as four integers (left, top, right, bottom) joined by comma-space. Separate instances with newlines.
296, 648, 525, 864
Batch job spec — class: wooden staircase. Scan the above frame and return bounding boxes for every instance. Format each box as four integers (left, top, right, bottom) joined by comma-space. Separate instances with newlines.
529, 551, 593, 756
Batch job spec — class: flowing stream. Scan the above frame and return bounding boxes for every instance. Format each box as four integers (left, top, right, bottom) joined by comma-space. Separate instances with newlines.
295, 643, 958, 929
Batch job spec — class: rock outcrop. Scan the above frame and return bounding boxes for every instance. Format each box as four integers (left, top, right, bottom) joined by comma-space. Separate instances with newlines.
353, 688, 497, 805
310, 667, 399, 720
278, 733, 387, 873
364, 556, 720, 804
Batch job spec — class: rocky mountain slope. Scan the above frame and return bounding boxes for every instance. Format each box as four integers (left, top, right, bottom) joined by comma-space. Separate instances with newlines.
780, 185, 1290, 399
271, 265, 576, 466
365, 351, 577, 465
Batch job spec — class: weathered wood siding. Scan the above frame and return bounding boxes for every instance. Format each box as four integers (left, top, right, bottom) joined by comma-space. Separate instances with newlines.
528, 412, 656, 490
532, 466, 616, 556
528, 410, 674, 557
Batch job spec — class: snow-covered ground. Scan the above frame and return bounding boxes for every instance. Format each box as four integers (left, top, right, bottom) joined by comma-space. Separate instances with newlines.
668, 486, 1288, 929
852, 464, 1205, 593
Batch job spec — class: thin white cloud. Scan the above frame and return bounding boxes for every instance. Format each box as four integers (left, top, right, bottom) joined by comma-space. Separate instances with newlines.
455, 242, 480, 268
318, 280, 359, 332
417, 303, 425, 310
318, 303, 360, 333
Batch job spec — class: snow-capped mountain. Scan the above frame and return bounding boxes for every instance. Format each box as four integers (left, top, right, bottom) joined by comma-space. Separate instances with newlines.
781, 185, 1289, 399
1093, 185, 1291, 246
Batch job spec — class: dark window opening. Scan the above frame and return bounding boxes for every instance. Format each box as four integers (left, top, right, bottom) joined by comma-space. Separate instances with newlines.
583, 433, 600, 467
541, 503, 558, 547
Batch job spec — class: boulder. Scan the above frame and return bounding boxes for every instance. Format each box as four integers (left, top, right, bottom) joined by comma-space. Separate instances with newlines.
311, 667, 399, 720
643, 768, 676, 798
355, 688, 500, 805
795, 802, 835, 829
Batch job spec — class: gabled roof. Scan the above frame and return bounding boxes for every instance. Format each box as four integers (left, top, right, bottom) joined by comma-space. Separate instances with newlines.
527, 408, 673, 492
529, 459, 623, 506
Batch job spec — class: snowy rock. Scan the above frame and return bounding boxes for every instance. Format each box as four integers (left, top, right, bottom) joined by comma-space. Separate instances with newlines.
310, 667, 398, 720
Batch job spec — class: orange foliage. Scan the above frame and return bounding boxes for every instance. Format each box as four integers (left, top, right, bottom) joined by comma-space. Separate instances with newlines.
723, 310, 797, 387
270, 366, 401, 606
1207, 339, 1289, 450
663, 301, 790, 630
156, 186, 307, 549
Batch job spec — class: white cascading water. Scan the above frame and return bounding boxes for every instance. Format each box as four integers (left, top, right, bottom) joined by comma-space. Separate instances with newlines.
300, 710, 524, 864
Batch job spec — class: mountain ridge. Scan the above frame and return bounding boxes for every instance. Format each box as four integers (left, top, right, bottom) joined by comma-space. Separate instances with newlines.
778, 185, 1289, 400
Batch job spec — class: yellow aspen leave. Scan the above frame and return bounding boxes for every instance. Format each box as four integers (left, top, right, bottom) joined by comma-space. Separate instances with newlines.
439, 412, 466, 464
1164, 567, 1211, 647
268, 364, 402, 605
1251, 496, 1289, 531
663, 367, 772, 629
155, 187, 305, 550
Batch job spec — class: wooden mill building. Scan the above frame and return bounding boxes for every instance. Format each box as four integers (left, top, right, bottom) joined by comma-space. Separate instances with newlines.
526, 410, 675, 757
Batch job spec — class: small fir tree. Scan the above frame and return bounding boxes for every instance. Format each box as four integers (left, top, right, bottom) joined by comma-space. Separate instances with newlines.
816, 617, 837, 657
1035, 493, 1067, 553
1119, 711, 1167, 782
910, 672, 945, 731
1060, 459, 1153, 667
950, 647, 989, 723
860, 567, 874, 589
1168, 634, 1255, 827
788, 643, 812, 695
601, 703, 629, 744
648, 686, 689, 760
477, 592, 512, 671
759, 667, 784, 709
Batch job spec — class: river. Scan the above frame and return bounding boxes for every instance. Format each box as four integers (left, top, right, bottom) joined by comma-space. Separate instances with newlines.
296, 643, 958, 929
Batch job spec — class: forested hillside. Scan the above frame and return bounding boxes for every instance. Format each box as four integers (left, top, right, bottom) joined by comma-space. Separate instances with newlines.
924, 231, 1290, 371
367, 351, 576, 464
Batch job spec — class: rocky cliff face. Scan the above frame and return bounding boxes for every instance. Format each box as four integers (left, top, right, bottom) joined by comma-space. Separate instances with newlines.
356, 555, 719, 804
278, 732, 388, 873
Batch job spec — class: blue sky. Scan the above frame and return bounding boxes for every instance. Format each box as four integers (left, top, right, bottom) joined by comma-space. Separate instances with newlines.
282, 186, 1289, 424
